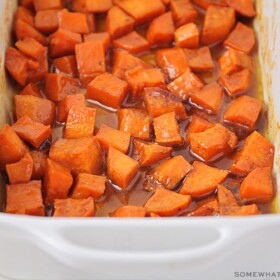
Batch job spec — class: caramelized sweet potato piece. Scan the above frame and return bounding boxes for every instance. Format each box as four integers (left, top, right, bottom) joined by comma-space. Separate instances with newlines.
154, 112, 182, 146
14, 7, 34, 28
72, 0, 113, 13
186, 47, 214, 72
231, 131, 274, 176
53, 197, 95, 217
49, 137, 103, 174
134, 140, 172, 166
144, 187, 192, 216
223, 95, 262, 130
156, 47, 188, 80
192, 0, 228, 10
72, 173, 106, 199
170, 0, 198, 28
30, 150, 48, 180
111, 205, 146, 217
115, 0, 165, 26
106, 6, 135, 39
201, 6, 235, 45
107, 147, 139, 189
146, 12, 175, 45
144, 87, 187, 120
53, 55, 77, 77
188, 198, 219, 216
83, 32, 110, 52
96, 124, 131, 154
174, 23, 199, 49
19, 83, 41, 97
15, 38, 44, 60
113, 31, 150, 54
190, 81, 223, 114
180, 161, 228, 197
64, 106, 96, 139
34, 9, 60, 34
87, 73, 128, 108
228, 0, 256, 17
33, 0, 63, 11
5, 180, 45, 216
147, 156, 192, 189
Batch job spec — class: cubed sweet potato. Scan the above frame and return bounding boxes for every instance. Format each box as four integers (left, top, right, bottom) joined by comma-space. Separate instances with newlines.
174, 23, 199, 49
14, 7, 34, 28
180, 161, 228, 197
50, 137, 103, 174
72, 173, 106, 199
107, 147, 139, 189
72, 0, 113, 13
192, 0, 228, 10
228, 0, 256, 17
110, 205, 146, 217
188, 198, 219, 216
30, 150, 48, 180
34, 9, 60, 34
83, 32, 110, 52
19, 0, 34, 10
85, 13, 95, 33
53, 55, 78, 77
15, 38, 44, 60
5, 180, 45, 216
87, 73, 128, 108
33, 0, 63, 11
19, 83, 41, 97
154, 112, 182, 146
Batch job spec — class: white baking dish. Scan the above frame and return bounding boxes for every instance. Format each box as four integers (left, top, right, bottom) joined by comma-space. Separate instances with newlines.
0, 1, 279, 280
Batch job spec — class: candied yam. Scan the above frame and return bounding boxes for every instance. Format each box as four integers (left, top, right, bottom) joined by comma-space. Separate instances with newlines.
146, 12, 175, 45
190, 81, 223, 114
154, 112, 182, 146
6, 153, 33, 184
223, 96, 262, 130
19, 83, 41, 97
228, 0, 256, 17
186, 47, 214, 72
33, 0, 63, 11
57, 94, 85, 123
240, 167, 274, 204
87, 73, 128, 108
53, 55, 78, 77
49, 137, 103, 174
75, 41, 106, 86
218, 48, 254, 76
5, 180, 45, 216
144, 87, 187, 120
180, 161, 228, 197
170, 0, 198, 28
134, 140, 172, 166
53, 197, 95, 217
107, 147, 139, 189
188, 198, 218, 216
118, 108, 152, 140
174, 23, 199, 49
64, 106, 96, 139
156, 47, 188, 80
49, 28, 82, 58
224, 22, 255, 54
111, 205, 146, 217
45, 73, 80, 102
218, 69, 253, 96
167, 68, 204, 101
44, 158, 73, 203
15, 38, 44, 60
190, 123, 237, 161
201, 6, 235, 46
83, 32, 110, 52
72, 173, 106, 199
106, 6, 135, 39
147, 156, 193, 189
115, 0, 165, 26
231, 131, 274, 176
113, 31, 150, 54
34, 9, 60, 34
144, 187, 192, 216
14, 7, 34, 28
96, 124, 131, 154
192, 0, 228, 10
30, 150, 48, 180
72, 0, 113, 13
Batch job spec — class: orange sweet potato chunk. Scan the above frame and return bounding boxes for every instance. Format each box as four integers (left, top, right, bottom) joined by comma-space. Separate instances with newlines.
147, 156, 193, 189
19, 0, 34, 10
107, 147, 139, 189
72, 173, 106, 199
156, 47, 188, 80
12, 115, 52, 148
87, 73, 128, 108
144, 87, 187, 120
201, 6, 235, 45
72, 0, 113, 13
33, 0, 63, 11
49, 137, 103, 174
13, 7, 34, 28
53, 55, 78, 77
85, 14, 96, 33
223, 95, 262, 130
44, 158, 73, 204
144, 187, 192, 216
192, 0, 228, 10
231, 131, 274, 176
190, 81, 223, 114
64, 106, 96, 139
14, 95, 55, 126
5, 180, 45, 216
146, 12, 175, 45
96, 124, 131, 154
170, 0, 198, 28
174, 23, 199, 49
30, 150, 48, 180
106, 6, 135, 39
53, 197, 95, 217
228, 0, 256, 17
20, 83, 41, 97
83, 32, 111, 52
6, 153, 33, 184
188, 198, 219, 216
110, 205, 146, 217
186, 47, 214, 72
134, 140, 172, 166
34, 9, 60, 34
115, 0, 165, 26
154, 112, 182, 146
180, 161, 228, 197
15, 38, 45, 60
